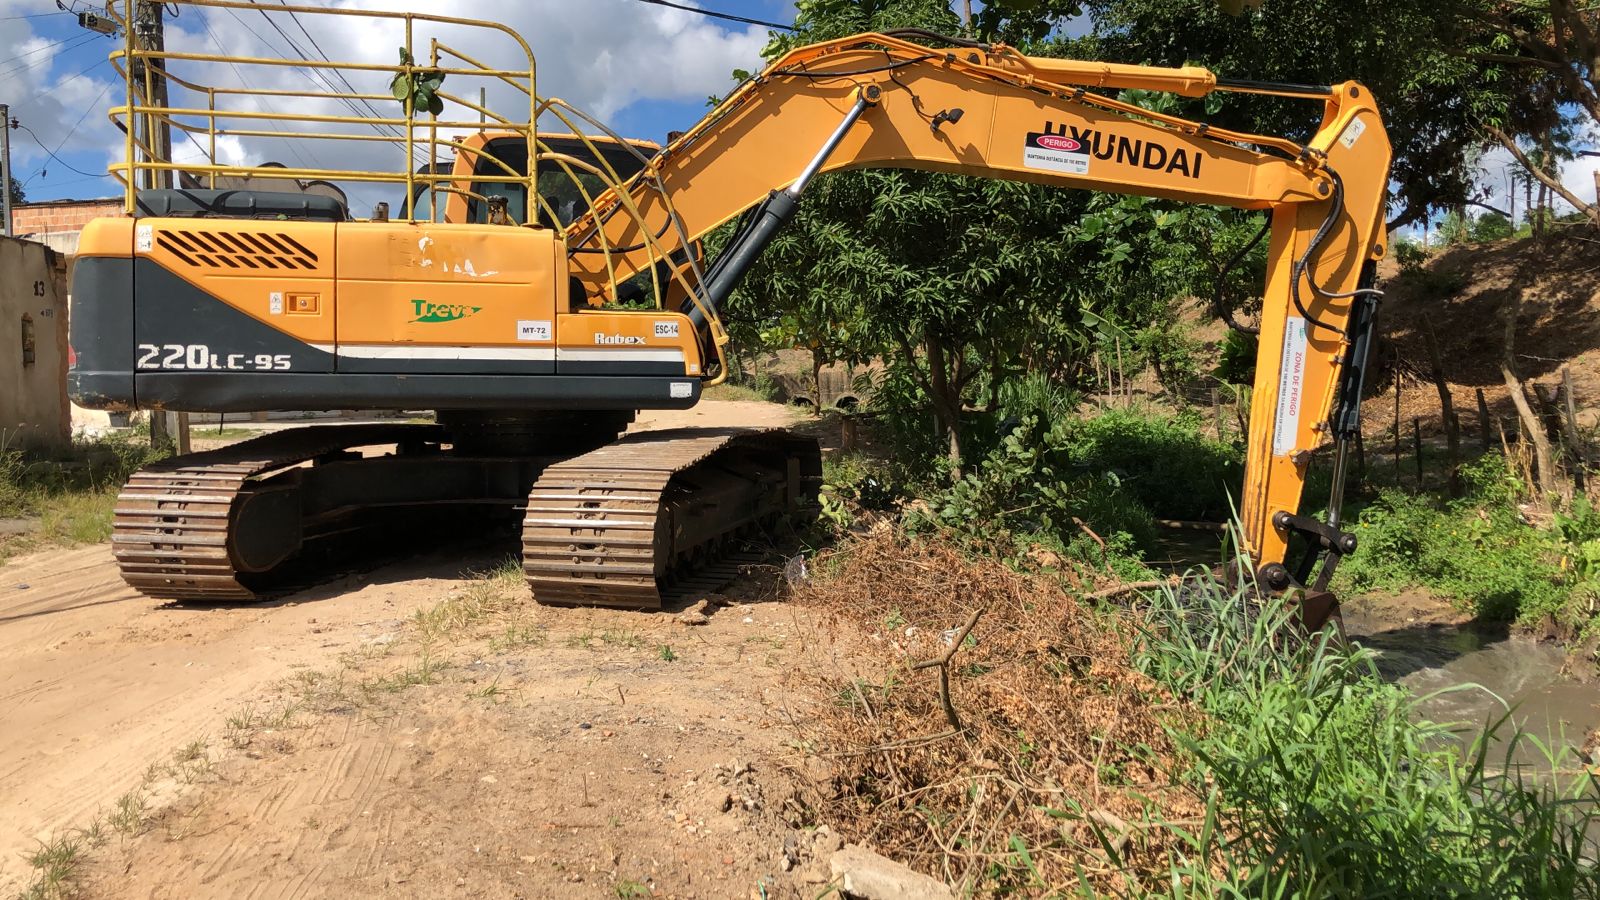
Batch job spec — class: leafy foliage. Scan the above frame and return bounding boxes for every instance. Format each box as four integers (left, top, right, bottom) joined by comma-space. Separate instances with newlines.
1133, 573, 1600, 897
1470, 211, 1516, 242
1335, 454, 1575, 623
914, 407, 1240, 572
1082, 0, 1516, 229
390, 47, 445, 116
726, 1, 1260, 473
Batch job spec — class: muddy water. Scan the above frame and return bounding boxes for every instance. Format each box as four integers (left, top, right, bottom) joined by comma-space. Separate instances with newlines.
1344, 608, 1600, 757
1148, 526, 1600, 755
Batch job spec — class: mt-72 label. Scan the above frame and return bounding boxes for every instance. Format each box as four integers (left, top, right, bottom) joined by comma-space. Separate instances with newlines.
137, 343, 293, 371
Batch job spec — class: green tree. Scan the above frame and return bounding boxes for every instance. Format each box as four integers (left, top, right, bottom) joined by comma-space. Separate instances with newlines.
6, 177, 22, 207
726, 0, 1264, 475
1080, 0, 1516, 230
1469, 211, 1514, 242
1437, 209, 1470, 246
1465, 2, 1600, 228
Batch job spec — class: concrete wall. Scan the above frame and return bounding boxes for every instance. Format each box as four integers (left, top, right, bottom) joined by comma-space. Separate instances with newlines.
0, 236, 70, 449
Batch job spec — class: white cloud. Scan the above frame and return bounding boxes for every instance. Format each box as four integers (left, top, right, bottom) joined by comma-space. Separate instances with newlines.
0, 0, 769, 201
0, 2, 124, 186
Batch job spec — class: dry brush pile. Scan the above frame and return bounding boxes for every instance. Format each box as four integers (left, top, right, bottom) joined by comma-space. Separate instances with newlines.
787, 533, 1204, 895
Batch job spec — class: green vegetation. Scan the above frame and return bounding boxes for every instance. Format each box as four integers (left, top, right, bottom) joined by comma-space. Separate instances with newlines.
1338, 454, 1600, 633
798, 534, 1600, 895
1131, 573, 1600, 896
0, 431, 168, 561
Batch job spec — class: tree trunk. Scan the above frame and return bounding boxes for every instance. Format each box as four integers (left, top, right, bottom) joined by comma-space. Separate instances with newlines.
811, 347, 824, 414
925, 331, 964, 479
1499, 291, 1560, 498
1422, 315, 1462, 497
985, 350, 1003, 414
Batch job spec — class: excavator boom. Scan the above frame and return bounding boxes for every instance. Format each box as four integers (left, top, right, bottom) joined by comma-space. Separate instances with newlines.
567, 32, 1391, 599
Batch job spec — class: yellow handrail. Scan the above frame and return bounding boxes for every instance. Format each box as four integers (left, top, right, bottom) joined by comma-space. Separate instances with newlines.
103, 0, 733, 371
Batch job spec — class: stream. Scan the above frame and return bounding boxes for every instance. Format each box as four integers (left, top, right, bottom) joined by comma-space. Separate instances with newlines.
1343, 608, 1600, 759
1150, 528, 1600, 758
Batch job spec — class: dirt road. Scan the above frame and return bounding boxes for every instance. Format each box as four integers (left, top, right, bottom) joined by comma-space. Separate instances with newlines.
0, 401, 801, 895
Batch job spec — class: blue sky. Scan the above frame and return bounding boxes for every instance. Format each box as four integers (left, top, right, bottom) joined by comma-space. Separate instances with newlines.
5, 0, 1589, 224
0, 0, 800, 203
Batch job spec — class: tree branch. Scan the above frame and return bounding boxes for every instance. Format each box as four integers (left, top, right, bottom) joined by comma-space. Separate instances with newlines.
1484, 124, 1598, 223
910, 606, 985, 732
1467, 199, 1512, 218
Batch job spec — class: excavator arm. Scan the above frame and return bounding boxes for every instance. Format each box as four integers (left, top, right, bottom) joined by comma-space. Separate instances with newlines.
567, 32, 1392, 608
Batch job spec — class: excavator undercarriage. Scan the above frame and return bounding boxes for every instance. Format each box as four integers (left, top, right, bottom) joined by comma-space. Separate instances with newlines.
114, 415, 820, 608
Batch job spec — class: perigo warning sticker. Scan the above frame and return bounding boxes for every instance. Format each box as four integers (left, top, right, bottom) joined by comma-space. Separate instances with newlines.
1023, 128, 1090, 175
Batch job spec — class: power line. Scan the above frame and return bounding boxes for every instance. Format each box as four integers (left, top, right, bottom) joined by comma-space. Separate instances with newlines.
628, 0, 794, 31
0, 31, 102, 77
25, 78, 113, 182
0, 11, 71, 21
221, 4, 420, 169
276, 0, 402, 138
196, 9, 320, 173
13, 121, 107, 178
252, 0, 413, 149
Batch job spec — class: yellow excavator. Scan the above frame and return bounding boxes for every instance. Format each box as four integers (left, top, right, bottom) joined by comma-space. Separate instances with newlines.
70, 2, 1389, 622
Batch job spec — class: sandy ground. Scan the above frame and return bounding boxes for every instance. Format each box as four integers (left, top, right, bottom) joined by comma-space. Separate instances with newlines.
0, 401, 802, 896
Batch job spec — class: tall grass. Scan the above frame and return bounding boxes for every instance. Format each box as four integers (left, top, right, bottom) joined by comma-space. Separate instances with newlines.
0, 431, 168, 559
1127, 569, 1600, 897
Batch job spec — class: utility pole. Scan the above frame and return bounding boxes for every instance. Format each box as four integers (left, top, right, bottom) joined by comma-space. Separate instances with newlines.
131, 1, 187, 452
1, 103, 12, 237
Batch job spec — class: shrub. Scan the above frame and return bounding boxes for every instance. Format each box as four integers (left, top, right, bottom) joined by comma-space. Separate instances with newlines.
1055, 406, 1243, 521
1133, 571, 1600, 896
1335, 454, 1572, 624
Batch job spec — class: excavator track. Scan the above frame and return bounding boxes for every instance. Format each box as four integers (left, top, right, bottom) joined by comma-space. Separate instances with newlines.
522, 427, 821, 609
112, 423, 449, 602
114, 422, 820, 608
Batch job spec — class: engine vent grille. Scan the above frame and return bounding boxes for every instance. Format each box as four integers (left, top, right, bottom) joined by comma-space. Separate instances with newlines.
155, 229, 320, 270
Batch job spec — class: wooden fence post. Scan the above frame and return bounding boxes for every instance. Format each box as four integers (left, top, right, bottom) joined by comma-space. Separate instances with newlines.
1413, 417, 1424, 486
1561, 366, 1587, 492
1421, 315, 1462, 496
1393, 380, 1403, 485
1476, 388, 1492, 451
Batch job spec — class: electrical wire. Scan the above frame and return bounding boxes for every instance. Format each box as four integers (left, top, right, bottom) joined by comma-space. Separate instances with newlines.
0, 11, 71, 21
197, 9, 320, 173
13, 121, 107, 178
0, 31, 101, 78
627, 0, 794, 31
25, 78, 114, 183
276, 0, 401, 137
237, 1, 423, 168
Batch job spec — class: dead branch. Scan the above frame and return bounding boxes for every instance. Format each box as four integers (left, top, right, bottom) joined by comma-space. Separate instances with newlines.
1084, 580, 1170, 601
910, 606, 985, 731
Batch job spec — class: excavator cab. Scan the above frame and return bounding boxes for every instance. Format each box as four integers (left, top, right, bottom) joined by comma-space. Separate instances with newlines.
406, 133, 660, 228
